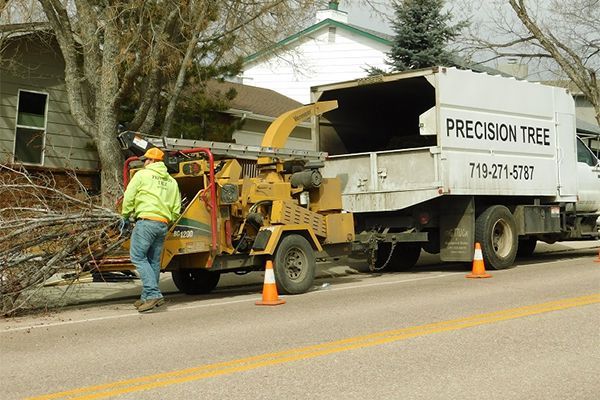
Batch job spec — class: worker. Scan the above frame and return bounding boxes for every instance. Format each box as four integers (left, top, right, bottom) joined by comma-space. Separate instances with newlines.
122, 147, 181, 313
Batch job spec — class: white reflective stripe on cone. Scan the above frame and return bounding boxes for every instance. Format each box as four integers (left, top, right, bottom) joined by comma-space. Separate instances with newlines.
264, 268, 276, 284
474, 248, 483, 260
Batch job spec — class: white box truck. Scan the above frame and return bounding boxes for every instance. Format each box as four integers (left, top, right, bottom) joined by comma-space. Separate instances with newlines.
313, 67, 600, 270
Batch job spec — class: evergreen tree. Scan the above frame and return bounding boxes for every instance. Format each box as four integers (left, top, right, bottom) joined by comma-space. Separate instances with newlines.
386, 0, 466, 71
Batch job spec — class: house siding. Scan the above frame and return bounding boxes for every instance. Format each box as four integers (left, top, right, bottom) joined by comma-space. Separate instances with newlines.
574, 96, 597, 126
233, 118, 313, 150
0, 36, 99, 171
241, 26, 390, 104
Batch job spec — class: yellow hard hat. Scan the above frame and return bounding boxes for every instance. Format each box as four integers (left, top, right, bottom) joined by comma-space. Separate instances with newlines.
140, 147, 164, 161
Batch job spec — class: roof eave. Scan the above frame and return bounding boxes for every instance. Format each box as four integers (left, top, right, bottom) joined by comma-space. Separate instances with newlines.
243, 19, 392, 65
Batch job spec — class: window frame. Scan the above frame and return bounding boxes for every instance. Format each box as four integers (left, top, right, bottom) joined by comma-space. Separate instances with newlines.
13, 89, 49, 166
328, 26, 336, 43
576, 136, 599, 167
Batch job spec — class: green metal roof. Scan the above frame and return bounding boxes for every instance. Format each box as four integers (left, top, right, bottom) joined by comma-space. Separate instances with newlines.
243, 19, 393, 65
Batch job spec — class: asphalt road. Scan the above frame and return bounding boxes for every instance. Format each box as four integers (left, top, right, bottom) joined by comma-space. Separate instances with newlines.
1, 247, 599, 400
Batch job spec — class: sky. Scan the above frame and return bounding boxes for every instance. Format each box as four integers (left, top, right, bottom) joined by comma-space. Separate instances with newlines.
333, 1, 547, 78
344, 1, 394, 34
341, 0, 503, 36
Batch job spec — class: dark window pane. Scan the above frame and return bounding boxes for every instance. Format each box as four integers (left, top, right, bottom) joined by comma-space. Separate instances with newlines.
15, 127, 44, 164
576, 139, 597, 167
18, 91, 47, 115
17, 91, 47, 128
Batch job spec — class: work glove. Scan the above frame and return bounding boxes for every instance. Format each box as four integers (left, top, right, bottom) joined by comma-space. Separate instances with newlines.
120, 216, 132, 235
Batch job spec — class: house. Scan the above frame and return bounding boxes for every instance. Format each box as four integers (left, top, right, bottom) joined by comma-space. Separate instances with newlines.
0, 24, 99, 186
240, 1, 393, 104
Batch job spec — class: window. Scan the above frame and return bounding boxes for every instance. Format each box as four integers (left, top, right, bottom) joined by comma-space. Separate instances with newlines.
328, 27, 336, 43
14, 90, 48, 165
576, 137, 598, 167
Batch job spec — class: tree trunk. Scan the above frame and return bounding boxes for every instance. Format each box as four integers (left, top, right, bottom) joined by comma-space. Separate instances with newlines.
94, 87, 123, 207
96, 9, 123, 208
96, 114, 123, 208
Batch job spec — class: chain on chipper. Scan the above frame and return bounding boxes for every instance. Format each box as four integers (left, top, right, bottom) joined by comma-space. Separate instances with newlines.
368, 240, 398, 272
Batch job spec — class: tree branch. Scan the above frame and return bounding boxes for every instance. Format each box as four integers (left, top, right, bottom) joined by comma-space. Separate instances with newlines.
38, 0, 96, 136
509, 0, 599, 124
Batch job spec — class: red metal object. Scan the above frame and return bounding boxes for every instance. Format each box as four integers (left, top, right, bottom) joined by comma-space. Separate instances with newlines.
225, 219, 232, 248
116, 156, 141, 209
123, 156, 139, 187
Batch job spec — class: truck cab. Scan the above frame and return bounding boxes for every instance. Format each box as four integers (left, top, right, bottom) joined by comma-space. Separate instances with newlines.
575, 136, 600, 213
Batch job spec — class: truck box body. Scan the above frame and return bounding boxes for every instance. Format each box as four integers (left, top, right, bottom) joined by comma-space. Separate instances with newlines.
313, 68, 581, 213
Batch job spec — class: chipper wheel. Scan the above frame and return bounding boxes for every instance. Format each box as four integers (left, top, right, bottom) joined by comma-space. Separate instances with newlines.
171, 269, 221, 295
273, 234, 316, 295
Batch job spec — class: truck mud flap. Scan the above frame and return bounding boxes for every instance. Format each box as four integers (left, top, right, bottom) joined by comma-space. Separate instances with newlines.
440, 197, 475, 262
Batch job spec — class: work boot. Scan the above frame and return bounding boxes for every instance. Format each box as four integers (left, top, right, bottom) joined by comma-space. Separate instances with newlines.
137, 297, 165, 313
134, 298, 165, 309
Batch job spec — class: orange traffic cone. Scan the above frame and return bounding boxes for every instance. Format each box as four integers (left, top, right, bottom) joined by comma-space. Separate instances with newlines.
595, 249, 600, 263
466, 242, 492, 278
256, 260, 286, 306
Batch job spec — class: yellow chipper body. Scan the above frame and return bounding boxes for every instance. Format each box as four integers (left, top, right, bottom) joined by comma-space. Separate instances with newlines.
102, 101, 354, 295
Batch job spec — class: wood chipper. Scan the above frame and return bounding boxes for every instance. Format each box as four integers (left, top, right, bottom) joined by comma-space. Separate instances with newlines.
101, 101, 354, 295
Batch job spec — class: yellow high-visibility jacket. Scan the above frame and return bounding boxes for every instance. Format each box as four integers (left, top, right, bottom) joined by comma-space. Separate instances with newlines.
122, 162, 181, 223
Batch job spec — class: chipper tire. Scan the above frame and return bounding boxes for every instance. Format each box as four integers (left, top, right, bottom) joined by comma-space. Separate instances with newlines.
475, 205, 518, 270
273, 234, 316, 295
171, 269, 221, 295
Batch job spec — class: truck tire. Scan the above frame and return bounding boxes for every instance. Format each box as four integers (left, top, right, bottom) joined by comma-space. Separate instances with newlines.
517, 237, 537, 257
171, 269, 220, 295
475, 205, 518, 270
372, 242, 421, 272
273, 234, 316, 295
421, 230, 440, 254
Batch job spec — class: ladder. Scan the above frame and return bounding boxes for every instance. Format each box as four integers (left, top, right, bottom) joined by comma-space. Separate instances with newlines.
118, 131, 327, 161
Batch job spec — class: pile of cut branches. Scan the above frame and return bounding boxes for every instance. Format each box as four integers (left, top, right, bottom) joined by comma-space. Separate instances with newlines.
0, 165, 128, 316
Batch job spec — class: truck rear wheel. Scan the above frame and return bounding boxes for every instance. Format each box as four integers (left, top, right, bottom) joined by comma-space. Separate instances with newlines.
371, 242, 421, 272
475, 205, 518, 270
171, 269, 220, 295
517, 237, 537, 257
273, 234, 316, 295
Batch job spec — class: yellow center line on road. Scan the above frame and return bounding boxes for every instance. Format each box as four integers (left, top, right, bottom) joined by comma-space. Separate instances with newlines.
26, 293, 600, 400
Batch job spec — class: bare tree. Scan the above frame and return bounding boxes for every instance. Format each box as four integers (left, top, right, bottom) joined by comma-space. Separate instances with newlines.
461, 0, 599, 126
1, 1, 319, 206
